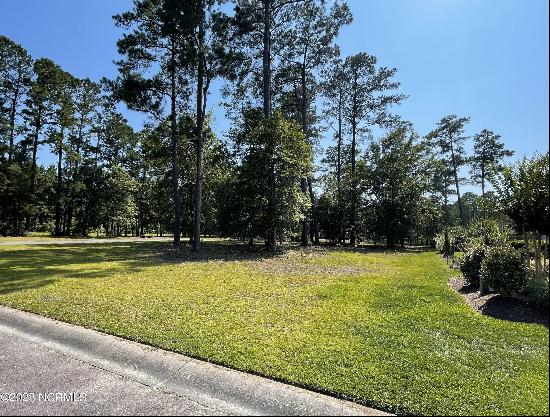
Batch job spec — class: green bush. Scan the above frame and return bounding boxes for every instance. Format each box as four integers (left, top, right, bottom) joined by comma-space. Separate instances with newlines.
435, 232, 447, 254
35, 222, 54, 233
509, 240, 547, 257
459, 245, 486, 286
464, 220, 510, 247
480, 246, 528, 297
510, 240, 525, 250
435, 226, 465, 254
524, 271, 549, 309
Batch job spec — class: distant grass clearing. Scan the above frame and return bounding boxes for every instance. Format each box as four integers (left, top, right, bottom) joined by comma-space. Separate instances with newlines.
0, 241, 547, 415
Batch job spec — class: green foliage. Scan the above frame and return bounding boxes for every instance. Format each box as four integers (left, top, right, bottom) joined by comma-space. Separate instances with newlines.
99, 165, 137, 234
0, 36, 33, 235
366, 125, 428, 247
426, 115, 470, 226
220, 110, 311, 243
437, 220, 510, 255
481, 246, 528, 296
470, 129, 513, 193
435, 231, 447, 253
524, 271, 549, 310
459, 244, 486, 285
495, 152, 550, 234
276, 0, 352, 125
462, 219, 510, 247
435, 226, 465, 253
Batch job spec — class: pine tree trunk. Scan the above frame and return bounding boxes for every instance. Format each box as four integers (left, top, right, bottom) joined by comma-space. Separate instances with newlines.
449, 135, 465, 226
30, 109, 42, 196
54, 127, 64, 236
300, 61, 310, 247
535, 232, 542, 274
7, 83, 19, 166
3, 83, 20, 233
262, 0, 276, 251
350, 119, 357, 246
544, 234, 548, 271
170, 44, 182, 247
308, 178, 319, 245
337, 90, 343, 244
298, 59, 319, 246
300, 178, 310, 245
193, 0, 206, 252
523, 226, 530, 268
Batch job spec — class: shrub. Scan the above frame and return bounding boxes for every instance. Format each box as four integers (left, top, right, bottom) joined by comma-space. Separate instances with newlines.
480, 246, 528, 297
460, 245, 486, 286
435, 232, 447, 254
449, 226, 467, 251
524, 271, 549, 310
510, 240, 525, 250
464, 220, 510, 247
35, 222, 54, 233
435, 227, 464, 254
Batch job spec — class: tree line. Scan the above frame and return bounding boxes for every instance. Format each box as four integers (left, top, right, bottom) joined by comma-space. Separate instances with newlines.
1, 0, 547, 251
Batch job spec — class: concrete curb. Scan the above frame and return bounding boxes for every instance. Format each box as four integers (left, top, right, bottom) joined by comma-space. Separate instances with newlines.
0, 305, 391, 416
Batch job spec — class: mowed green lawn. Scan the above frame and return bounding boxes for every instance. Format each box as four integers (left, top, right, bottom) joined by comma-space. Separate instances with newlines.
0, 241, 547, 415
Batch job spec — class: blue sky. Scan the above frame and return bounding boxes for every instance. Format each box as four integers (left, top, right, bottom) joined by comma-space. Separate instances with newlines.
1, 0, 548, 179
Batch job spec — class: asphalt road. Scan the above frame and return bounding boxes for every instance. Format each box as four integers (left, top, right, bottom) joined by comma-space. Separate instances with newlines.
0, 329, 219, 416
0, 306, 389, 416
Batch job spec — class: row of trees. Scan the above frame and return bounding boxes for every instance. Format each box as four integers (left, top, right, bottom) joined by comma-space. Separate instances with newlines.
1, 0, 547, 251
0, 34, 230, 239
317, 112, 525, 248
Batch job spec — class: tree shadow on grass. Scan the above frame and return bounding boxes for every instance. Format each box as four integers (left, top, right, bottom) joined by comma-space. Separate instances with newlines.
317, 244, 435, 255
480, 296, 549, 327
0, 240, 435, 297
0, 243, 163, 295
0, 241, 288, 296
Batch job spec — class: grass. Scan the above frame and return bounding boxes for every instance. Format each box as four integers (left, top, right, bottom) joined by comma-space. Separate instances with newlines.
0, 241, 547, 415
0, 232, 171, 242
0, 231, 52, 241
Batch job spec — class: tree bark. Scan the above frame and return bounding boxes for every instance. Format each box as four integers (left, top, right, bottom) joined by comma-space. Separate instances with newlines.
449, 134, 465, 226
535, 231, 542, 274
300, 178, 309, 245
308, 178, 319, 245
523, 226, 530, 268
300, 60, 310, 247
443, 179, 450, 255
170, 43, 182, 247
193, 0, 206, 252
349, 73, 358, 247
337, 89, 343, 244
481, 163, 485, 198
263, 0, 276, 251
7, 81, 20, 165
54, 127, 64, 236
350, 119, 357, 246
3, 80, 20, 232
262, 0, 272, 119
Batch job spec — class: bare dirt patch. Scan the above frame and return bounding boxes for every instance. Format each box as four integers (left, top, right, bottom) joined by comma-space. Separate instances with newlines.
253, 257, 369, 276
449, 276, 548, 327
154, 243, 371, 276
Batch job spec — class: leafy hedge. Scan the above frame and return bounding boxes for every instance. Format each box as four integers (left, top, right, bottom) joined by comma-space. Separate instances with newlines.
524, 271, 549, 309
436, 221, 510, 255
459, 245, 486, 286
480, 246, 528, 297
